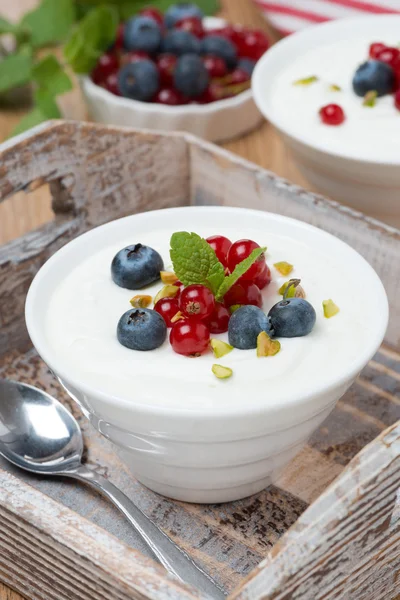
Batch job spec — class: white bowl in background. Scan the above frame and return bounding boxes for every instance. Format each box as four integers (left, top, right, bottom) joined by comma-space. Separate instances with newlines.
25, 206, 388, 503
80, 17, 263, 143
252, 15, 400, 226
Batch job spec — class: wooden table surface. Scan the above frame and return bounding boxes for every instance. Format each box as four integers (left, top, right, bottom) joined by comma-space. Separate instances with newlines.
0, 1, 310, 599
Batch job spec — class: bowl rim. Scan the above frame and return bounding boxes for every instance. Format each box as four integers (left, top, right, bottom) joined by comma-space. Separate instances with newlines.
25, 206, 388, 419
252, 14, 400, 167
82, 15, 254, 115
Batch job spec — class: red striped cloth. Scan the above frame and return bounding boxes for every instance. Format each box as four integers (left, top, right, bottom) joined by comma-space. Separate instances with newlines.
254, 0, 400, 35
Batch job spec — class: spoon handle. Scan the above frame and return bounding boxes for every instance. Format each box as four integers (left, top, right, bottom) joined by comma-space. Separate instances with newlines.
69, 464, 224, 599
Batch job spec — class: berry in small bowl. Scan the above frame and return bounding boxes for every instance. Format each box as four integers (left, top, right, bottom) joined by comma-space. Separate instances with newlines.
81, 5, 268, 142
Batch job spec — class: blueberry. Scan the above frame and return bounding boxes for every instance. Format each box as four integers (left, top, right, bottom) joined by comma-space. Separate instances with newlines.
123, 16, 162, 53
162, 30, 201, 56
118, 60, 160, 101
352, 60, 395, 97
228, 305, 272, 350
111, 244, 163, 289
117, 308, 167, 351
268, 298, 316, 338
201, 35, 237, 69
174, 54, 209, 97
238, 58, 256, 77
164, 3, 204, 29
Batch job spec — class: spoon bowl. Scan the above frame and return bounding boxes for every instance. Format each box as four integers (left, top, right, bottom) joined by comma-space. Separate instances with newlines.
0, 379, 82, 473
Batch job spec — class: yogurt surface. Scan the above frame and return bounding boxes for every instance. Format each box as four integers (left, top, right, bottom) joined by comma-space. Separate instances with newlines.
44, 220, 368, 411
271, 36, 400, 162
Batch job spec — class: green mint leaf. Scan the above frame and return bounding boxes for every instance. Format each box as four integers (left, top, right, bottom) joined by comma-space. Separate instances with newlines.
64, 5, 118, 73
34, 88, 61, 119
170, 232, 225, 294
0, 51, 32, 93
216, 247, 267, 301
32, 55, 73, 96
21, 0, 76, 48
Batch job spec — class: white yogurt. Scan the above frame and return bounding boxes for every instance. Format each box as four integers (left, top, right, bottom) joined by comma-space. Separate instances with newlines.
44, 222, 367, 411
271, 37, 400, 162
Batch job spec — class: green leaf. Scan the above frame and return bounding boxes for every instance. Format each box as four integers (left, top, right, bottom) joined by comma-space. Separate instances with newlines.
34, 88, 61, 118
21, 0, 76, 48
0, 51, 32, 93
170, 232, 225, 294
117, 0, 219, 20
32, 55, 73, 96
216, 247, 267, 301
64, 4, 118, 73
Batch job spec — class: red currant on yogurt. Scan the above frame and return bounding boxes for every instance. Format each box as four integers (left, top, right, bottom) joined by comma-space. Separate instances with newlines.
227, 239, 265, 281
206, 302, 230, 333
253, 263, 271, 290
376, 46, 400, 69
224, 280, 262, 309
206, 235, 232, 266
369, 42, 386, 59
319, 104, 345, 126
180, 284, 215, 319
92, 53, 119, 85
154, 297, 180, 327
170, 320, 210, 356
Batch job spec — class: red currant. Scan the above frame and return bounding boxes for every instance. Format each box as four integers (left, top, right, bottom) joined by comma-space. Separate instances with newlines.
206, 302, 230, 333
229, 68, 250, 85
394, 89, 400, 111
319, 104, 345, 126
175, 16, 204, 38
121, 50, 151, 66
202, 55, 228, 78
170, 320, 210, 356
140, 7, 164, 26
154, 298, 180, 327
206, 235, 232, 266
253, 263, 271, 290
153, 88, 187, 105
91, 53, 119, 85
369, 42, 386, 59
212, 25, 245, 47
157, 53, 177, 86
179, 284, 215, 319
237, 30, 269, 61
227, 239, 265, 281
103, 73, 121, 96
115, 23, 125, 51
376, 46, 400, 69
224, 280, 262, 308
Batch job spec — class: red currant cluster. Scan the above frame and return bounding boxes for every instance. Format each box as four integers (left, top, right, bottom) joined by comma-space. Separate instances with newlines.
369, 42, 400, 110
91, 6, 269, 105
154, 236, 271, 356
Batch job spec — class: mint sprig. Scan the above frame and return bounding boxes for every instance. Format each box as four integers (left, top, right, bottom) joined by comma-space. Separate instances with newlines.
170, 232, 267, 300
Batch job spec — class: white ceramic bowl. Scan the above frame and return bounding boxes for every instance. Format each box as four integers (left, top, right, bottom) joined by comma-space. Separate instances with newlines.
252, 16, 400, 226
25, 207, 388, 503
80, 17, 263, 143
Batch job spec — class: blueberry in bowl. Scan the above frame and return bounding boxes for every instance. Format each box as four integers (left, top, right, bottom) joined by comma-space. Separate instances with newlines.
117, 308, 167, 351
123, 16, 162, 54
164, 2, 204, 29
174, 54, 209, 97
111, 243, 164, 289
162, 30, 201, 55
352, 60, 395, 97
117, 60, 160, 101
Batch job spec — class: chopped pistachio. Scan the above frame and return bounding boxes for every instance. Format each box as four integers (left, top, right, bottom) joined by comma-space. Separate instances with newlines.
323, 299, 340, 318
329, 84, 342, 92
279, 279, 306, 299
363, 90, 378, 107
257, 331, 281, 357
171, 311, 184, 323
293, 75, 318, 86
212, 364, 233, 380
160, 271, 178, 284
229, 304, 242, 314
130, 294, 152, 308
274, 261, 293, 276
154, 285, 179, 304
211, 339, 233, 359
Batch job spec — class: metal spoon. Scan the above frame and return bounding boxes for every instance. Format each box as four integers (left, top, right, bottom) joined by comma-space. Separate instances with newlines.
0, 379, 224, 599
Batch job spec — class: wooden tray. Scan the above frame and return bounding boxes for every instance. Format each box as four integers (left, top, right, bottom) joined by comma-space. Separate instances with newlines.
0, 121, 399, 600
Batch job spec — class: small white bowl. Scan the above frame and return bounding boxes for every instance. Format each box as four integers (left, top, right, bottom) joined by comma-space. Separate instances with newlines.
80, 17, 263, 143
252, 15, 400, 226
25, 206, 388, 503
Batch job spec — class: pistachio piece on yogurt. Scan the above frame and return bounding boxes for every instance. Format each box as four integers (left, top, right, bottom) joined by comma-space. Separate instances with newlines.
211, 339, 233, 359
323, 299, 340, 318
363, 90, 378, 107
212, 364, 233, 380
293, 75, 318, 86
130, 294, 152, 308
160, 270, 178, 284
274, 261, 293, 276
257, 332, 281, 357
279, 279, 306, 299
154, 285, 180, 304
